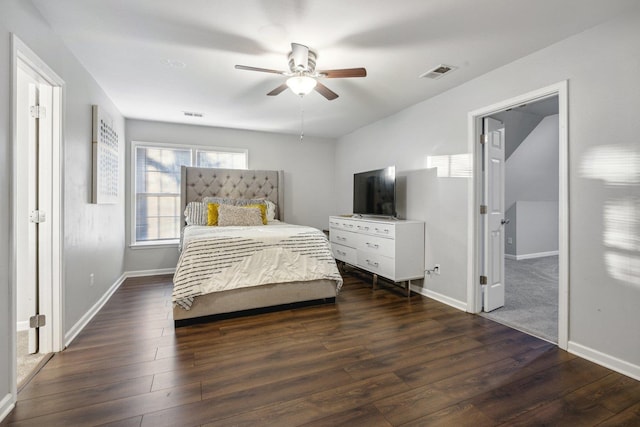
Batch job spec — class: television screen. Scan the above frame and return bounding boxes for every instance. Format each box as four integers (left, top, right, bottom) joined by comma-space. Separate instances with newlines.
353, 166, 396, 217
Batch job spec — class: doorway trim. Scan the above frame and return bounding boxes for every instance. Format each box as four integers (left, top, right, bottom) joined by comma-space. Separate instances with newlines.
466, 81, 569, 350
10, 34, 65, 399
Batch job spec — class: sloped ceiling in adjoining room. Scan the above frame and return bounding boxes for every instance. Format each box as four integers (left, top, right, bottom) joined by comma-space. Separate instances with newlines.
31, 0, 638, 138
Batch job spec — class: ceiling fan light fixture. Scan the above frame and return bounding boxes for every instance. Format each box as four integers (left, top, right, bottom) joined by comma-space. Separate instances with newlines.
286, 75, 317, 96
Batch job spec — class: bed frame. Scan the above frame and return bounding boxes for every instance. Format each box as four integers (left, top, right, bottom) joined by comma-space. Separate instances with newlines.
173, 166, 338, 326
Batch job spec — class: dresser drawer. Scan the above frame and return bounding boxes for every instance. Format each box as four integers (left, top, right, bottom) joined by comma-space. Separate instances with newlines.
330, 229, 358, 247
337, 218, 358, 231
357, 252, 394, 279
356, 234, 395, 258
371, 223, 395, 238
332, 243, 357, 265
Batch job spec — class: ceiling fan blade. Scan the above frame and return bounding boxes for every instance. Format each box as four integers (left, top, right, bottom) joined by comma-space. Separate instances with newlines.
291, 43, 309, 70
235, 65, 286, 75
267, 83, 288, 96
314, 82, 339, 100
318, 68, 367, 78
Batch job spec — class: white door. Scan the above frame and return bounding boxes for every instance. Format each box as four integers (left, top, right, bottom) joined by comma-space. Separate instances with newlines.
483, 117, 506, 312
16, 69, 40, 354
16, 65, 54, 355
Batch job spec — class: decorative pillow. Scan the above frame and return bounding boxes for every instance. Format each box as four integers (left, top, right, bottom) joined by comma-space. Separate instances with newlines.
234, 198, 262, 206
236, 198, 277, 221
207, 203, 220, 226
184, 202, 207, 226
202, 196, 236, 207
243, 203, 268, 225
217, 204, 263, 227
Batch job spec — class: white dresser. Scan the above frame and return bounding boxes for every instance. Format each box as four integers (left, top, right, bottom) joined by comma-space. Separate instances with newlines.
329, 216, 424, 294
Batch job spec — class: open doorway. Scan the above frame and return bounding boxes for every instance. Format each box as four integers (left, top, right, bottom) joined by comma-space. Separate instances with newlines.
481, 97, 560, 343
12, 35, 64, 391
467, 82, 569, 350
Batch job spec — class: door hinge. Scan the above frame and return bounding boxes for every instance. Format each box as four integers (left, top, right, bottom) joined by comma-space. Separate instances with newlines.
29, 210, 46, 223
480, 275, 487, 285
30, 105, 46, 119
29, 314, 46, 329
480, 205, 487, 215
480, 133, 488, 144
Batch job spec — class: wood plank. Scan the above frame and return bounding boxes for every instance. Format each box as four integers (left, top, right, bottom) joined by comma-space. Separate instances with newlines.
596, 401, 640, 426
400, 401, 496, 427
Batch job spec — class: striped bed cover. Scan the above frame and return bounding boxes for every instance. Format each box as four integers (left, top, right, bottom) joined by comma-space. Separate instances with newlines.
173, 223, 343, 310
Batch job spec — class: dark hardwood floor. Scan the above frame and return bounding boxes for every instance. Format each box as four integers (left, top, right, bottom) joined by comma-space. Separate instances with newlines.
3, 272, 640, 426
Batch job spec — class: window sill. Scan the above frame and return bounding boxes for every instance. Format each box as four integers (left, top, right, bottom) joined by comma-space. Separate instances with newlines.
129, 240, 179, 250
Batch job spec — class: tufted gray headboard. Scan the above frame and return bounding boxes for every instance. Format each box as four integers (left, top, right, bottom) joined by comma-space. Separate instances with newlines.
180, 166, 284, 227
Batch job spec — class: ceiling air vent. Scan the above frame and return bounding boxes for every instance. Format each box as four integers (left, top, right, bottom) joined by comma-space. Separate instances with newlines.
183, 111, 204, 118
419, 64, 457, 80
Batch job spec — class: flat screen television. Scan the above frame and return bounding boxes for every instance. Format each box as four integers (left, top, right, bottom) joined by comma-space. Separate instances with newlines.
353, 166, 396, 217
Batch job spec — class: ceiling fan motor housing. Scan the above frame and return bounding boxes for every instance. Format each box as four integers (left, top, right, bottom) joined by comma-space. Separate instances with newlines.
288, 49, 317, 72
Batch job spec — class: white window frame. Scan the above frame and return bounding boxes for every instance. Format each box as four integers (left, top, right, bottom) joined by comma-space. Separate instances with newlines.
130, 141, 248, 247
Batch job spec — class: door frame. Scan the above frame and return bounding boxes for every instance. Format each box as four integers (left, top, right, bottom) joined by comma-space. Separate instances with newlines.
466, 81, 569, 350
10, 34, 65, 395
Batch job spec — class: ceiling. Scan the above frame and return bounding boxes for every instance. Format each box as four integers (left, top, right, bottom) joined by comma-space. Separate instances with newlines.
31, 0, 637, 138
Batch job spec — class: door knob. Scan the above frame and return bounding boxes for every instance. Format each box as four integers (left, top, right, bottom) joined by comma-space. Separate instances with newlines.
501, 219, 510, 225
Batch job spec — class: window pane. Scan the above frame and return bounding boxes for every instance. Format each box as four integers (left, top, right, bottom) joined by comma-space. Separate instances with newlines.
196, 150, 247, 169
136, 194, 180, 241
135, 146, 189, 242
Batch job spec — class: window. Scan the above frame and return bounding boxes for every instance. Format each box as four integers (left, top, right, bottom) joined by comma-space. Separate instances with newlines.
132, 142, 247, 245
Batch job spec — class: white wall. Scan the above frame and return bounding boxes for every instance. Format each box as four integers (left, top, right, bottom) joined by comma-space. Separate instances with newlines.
1, 0, 126, 414
124, 119, 337, 272
510, 201, 559, 258
506, 114, 559, 209
504, 114, 559, 257
334, 8, 640, 372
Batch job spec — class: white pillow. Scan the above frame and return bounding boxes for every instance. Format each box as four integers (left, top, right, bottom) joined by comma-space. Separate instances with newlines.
263, 200, 277, 221
217, 204, 263, 226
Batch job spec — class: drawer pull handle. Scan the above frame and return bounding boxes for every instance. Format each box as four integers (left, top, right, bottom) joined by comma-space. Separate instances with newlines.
366, 259, 379, 267
357, 226, 370, 231
366, 242, 379, 249
337, 236, 346, 241
336, 250, 346, 256
345, 224, 354, 228
374, 228, 389, 234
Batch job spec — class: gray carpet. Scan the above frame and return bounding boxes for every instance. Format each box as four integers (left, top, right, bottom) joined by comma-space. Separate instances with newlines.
17, 330, 45, 386
481, 255, 558, 343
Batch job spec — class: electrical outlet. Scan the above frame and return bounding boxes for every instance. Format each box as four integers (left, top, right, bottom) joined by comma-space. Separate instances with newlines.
434, 264, 440, 275
507, 237, 513, 245
90, 273, 94, 286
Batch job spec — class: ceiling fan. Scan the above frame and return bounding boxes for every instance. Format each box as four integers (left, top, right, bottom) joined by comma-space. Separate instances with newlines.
235, 43, 366, 100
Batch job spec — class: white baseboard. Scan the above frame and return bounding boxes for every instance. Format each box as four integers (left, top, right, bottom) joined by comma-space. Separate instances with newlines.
511, 250, 559, 261
16, 321, 29, 332
125, 268, 175, 278
0, 393, 15, 423
64, 273, 127, 347
412, 285, 467, 311
568, 341, 640, 381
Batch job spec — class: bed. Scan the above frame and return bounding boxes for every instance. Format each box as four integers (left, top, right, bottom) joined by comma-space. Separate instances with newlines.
172, 166, 342, 326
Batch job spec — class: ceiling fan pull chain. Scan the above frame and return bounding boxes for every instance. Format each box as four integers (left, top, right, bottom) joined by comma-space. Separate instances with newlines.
300, 95, 305, 142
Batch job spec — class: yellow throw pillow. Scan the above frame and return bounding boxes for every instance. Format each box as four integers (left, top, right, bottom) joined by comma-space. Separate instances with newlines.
244, 204, 268, 225
207, 203, 220, 226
